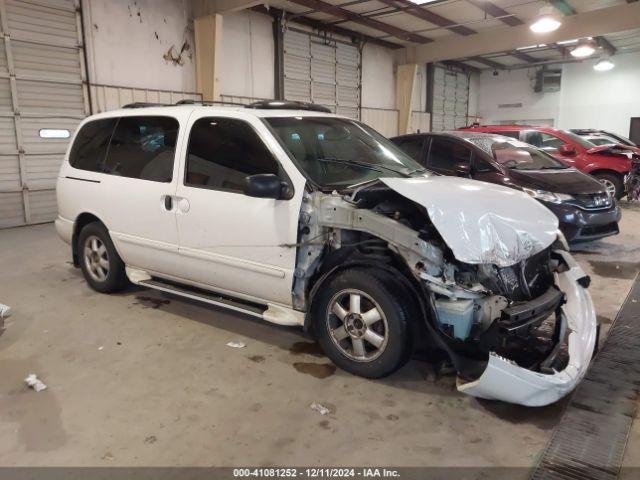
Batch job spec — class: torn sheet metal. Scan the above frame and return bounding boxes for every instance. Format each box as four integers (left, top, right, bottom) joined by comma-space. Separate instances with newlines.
381, 176, 559, 267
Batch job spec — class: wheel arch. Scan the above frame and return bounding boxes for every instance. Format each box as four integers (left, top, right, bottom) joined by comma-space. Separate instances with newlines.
303, 251, 429, 338
71, 212, 107, 266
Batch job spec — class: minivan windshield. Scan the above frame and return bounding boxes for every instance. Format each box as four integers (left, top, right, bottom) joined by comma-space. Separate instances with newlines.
491, 141, 568, 170
265, 116, 427, 189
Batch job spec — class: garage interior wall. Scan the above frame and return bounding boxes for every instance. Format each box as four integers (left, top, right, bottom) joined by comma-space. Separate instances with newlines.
82, 0, 201, 112
476, 51, 640, 138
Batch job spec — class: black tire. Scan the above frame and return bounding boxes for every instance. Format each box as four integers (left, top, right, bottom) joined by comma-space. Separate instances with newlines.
593, 172, 624, 200
78, 222, 129, 293
311, 268, 415, 379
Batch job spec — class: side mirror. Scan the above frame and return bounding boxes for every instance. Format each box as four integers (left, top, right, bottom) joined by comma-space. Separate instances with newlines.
243, 174, 288, 199
559, 144, 577, 156
454, 162, 471, 177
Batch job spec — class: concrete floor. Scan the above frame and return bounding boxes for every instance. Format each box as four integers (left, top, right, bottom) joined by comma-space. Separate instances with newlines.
1, 203, 639, 471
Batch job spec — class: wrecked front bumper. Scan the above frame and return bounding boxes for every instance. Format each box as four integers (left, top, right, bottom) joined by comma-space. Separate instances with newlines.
457, 251, 597, 407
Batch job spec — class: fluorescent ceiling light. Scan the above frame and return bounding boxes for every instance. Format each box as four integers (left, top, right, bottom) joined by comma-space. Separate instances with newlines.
407, 0, 438, 4
570, 38, 597, 58
594, 57, 615, 71
556, 39, 579, 45
530, 5, 562, 34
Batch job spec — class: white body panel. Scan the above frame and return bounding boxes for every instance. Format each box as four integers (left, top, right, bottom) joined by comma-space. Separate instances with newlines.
172, 110, 307, 306
57, 108, 192, 277
381, 176, 559, 267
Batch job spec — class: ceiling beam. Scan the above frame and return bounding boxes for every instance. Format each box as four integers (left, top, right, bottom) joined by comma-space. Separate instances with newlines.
442, 60, 481, 74
377, 0, 476, 36
550, 0, 617, 55
192, 0, 262, 17
287, 0, 433, 43
397, 2, 640, 64
465, 0, 524, 27
251, 5, 403, 50
467, 56, 506, 69
509, 50, 537, 63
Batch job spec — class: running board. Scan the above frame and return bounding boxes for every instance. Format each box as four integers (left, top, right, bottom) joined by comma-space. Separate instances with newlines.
139, 278, 266, 319
133, 275, 305, 326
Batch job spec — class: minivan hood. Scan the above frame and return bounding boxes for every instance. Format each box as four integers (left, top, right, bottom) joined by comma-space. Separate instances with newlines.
508, 168, 604, 195
381, 177, 559, 267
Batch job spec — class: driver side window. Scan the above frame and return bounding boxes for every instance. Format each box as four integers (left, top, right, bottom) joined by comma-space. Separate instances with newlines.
185, 117, 279, 193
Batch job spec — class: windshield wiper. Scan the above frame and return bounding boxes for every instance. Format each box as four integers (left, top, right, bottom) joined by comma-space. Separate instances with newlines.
317, 157, 385, 173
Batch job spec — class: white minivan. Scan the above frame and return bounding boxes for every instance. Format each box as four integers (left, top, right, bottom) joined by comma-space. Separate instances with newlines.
56, 100, 597, 406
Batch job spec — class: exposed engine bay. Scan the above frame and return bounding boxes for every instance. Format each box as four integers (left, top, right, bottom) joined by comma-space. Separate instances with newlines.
293, 177, 597, 406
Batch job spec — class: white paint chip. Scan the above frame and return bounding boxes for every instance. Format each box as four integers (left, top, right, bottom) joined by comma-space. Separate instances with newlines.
226, 341, 246, 349
24, 374, 47, 392
310, 402, 331, 415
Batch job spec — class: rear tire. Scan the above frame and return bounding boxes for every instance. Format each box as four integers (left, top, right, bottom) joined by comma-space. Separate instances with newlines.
593, 172, 624, 200
78, 222, 129, 293
311, 268, 415, 379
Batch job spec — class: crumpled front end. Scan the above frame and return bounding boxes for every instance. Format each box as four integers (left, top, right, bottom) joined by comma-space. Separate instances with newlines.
457, 251, 597, 406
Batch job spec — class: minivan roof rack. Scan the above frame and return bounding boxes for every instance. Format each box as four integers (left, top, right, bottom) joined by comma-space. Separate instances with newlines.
246, 100, 331, 113
122, 102, 170, 109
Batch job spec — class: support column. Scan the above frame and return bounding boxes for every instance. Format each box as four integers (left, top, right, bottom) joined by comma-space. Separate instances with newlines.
396, 63, 417, 136
194, 13, 223, 102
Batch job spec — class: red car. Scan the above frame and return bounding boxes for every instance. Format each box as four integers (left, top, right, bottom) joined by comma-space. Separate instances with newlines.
459, 125, 638, 199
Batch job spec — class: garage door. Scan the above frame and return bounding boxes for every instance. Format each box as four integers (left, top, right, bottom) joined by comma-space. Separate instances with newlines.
431, 65, 469, 132
0, 0, 88, 228
283, 28, 360, 119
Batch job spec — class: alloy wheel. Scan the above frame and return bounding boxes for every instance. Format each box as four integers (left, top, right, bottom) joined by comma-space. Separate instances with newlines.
83, 235, 109, 282
326, 289, 389, 362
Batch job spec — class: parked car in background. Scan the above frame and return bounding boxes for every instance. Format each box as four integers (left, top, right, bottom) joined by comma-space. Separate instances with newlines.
459, 125, 638, 199
571, 129, 638, 147
391, 131, 621, 243
55, 101, 598, 406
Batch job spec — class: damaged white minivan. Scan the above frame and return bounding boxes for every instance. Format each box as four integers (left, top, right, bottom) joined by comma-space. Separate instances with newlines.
56, 101, 597, 406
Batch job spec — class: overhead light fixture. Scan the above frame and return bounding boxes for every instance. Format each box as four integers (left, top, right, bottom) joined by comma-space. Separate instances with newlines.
407, 0, 438, 4
594, 56, 615, 71
570, 38, 597, 58
530, 5, 562, 33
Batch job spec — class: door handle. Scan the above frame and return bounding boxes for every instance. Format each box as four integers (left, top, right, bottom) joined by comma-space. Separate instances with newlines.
162, 195, 173, 211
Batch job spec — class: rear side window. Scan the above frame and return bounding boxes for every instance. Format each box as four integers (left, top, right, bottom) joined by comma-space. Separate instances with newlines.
104, 116, 179, 182
427, 138, 472, 173
69, 118, 117, 172
393, 137, 425, 163
185, 117, 279, 193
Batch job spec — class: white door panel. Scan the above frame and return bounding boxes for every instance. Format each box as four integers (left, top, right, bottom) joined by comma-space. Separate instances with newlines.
174, 188, 299, 305
174, 112, 305, 306
101, 175, 179, 274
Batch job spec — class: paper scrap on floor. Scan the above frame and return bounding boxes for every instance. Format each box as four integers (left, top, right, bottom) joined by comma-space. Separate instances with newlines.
0, 303, 11, 319
24, 374, 47, 392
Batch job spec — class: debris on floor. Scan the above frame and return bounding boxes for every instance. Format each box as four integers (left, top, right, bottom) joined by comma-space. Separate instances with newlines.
24, 373, 47, 392
0, 303, 11, 319
226, 341, 246, 349
98, 346, 104, 351
310, 402, 331, 415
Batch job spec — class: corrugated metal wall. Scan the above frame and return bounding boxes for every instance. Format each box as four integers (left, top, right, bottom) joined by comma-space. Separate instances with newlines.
431, 64, 469, 131
283, 28, 360, 119
0, 0, 88, 228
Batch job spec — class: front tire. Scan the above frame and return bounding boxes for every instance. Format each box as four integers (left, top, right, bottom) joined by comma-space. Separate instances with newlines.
312, 268, 414, 379
593, 172, 624, 200
78, 222, 129, 293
